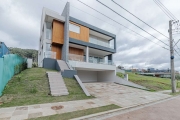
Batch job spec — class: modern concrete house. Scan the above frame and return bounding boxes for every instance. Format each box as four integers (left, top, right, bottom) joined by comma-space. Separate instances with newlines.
38, 3, 146, 96
38, 2, 118, 82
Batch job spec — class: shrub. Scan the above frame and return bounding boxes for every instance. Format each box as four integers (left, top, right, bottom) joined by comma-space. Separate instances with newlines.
32, 62, 38, 68
14, 62, 27, 75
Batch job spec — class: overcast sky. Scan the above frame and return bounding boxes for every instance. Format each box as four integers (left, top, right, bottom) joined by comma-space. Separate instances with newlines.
1, 0, 180, 70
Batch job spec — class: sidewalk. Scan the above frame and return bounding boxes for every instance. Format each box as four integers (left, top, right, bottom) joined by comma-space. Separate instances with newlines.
106, 96, 180, 120
0, 99, 110, 120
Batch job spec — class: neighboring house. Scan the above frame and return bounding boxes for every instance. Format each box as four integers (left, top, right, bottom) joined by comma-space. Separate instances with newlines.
38, 3, 117, 82
0, 42, 9, 58
147, 68, 170, 73
140, 72, 172, 78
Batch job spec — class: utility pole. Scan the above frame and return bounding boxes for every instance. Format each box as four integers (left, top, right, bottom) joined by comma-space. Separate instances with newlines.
169, 20, 176, 93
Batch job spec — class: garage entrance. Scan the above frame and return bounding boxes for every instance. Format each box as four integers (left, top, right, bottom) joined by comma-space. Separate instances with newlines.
77, 70, 116, 83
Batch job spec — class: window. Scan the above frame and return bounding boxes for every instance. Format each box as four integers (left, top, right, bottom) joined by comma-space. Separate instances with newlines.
69, 23, 80, 33
46, 43, 51, 51
46, 22, 52, 40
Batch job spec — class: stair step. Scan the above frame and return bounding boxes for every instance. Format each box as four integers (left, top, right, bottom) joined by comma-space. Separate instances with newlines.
47, 71, 69, 97
52, 93, 69, 96
51, 89, 68, 93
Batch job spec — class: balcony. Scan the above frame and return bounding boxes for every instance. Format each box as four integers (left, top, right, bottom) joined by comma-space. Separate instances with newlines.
68, 54, 114, 65
89, 29, 115, 49
44, 51, 56, 59
68, 54, 85, 62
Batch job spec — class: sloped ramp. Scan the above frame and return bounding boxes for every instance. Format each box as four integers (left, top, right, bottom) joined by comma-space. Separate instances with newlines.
46, 72, 69, 96
114, 76, 147, 90
74, 75, 90, 96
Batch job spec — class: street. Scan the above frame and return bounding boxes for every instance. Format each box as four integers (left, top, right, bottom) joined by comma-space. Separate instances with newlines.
106, 96, 180, 120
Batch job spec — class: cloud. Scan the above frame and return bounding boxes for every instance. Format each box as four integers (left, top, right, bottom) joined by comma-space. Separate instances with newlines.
0, 0, 180, 71
0, 31, 19, 47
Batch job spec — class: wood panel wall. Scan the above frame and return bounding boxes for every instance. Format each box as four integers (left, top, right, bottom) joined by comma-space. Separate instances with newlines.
69, 47, 84, 55
69, 22, 89, 42
52, 20, 64, 44
52, 44, 62, 60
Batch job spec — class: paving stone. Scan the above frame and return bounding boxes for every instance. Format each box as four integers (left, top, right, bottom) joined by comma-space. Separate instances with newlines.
28, 105, 40, 110
42, 109, 57, 117
12, 110, 28, 116
0, 117, 10, 120
0, 108, 15, 114
0, 113, 12, 119
10, 114, 28, 120
28, 108, 42, 114
15, 107, 28, 110
28, 112, 42, 119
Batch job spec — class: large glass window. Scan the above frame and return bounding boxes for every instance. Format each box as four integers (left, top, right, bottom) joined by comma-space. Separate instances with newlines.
46, 22, 52, 40
46, 43, 51, 51
69, 23, 80, 33
89, 35, 110, 48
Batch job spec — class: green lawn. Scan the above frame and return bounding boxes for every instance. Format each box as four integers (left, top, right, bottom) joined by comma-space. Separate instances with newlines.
0, 68, 94, 108
117, 72, 179, 91
31, 104, 120, 120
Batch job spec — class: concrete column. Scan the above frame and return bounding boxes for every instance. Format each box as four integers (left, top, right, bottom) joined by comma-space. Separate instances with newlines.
86, 46, 89, 62
61, 2, 70, 62
125, 74, 128, 81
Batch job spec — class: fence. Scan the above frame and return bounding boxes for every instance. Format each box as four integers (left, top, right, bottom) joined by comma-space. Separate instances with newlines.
0, 54, 26, 96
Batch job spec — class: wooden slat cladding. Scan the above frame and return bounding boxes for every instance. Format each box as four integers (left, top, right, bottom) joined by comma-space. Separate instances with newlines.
52, 20, 64, 44
52, 44, 62, 60
69, 22, 89, 42
69, 47, 84, 61
69, 47, 84, 55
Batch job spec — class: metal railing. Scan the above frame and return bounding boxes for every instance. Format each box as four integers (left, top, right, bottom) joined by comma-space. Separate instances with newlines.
44, 51, 56, 59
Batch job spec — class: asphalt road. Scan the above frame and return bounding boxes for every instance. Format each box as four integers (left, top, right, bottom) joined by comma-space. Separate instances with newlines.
106, 96, 180, 120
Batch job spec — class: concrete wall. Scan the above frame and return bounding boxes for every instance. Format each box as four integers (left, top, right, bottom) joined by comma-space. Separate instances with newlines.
27, 59, 32, 68
97, 70, 115, 82
77, 70, 98, 82
69, 60, 116, 71
43, 58, 57, 70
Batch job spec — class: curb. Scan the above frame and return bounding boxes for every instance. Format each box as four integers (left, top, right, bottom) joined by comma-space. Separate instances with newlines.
71, 95, 180, 120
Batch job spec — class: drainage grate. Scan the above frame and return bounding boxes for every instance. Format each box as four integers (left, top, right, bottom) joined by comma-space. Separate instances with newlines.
51, 105, 64, 110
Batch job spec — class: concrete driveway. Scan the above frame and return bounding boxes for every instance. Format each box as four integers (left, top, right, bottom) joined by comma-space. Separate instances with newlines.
84, 83, 171, 108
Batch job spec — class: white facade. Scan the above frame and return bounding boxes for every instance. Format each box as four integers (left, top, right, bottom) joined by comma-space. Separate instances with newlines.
38, 8, 65, 67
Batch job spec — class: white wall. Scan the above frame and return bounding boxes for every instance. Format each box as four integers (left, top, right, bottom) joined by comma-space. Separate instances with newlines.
69, 61, 116, 71
77, 70, 97, 83
97, 70, 116, 82
27, 59, 32, 68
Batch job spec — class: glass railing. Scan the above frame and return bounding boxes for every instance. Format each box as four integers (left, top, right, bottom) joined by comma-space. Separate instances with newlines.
89, 37, 114, 49
89, 58, 114, 65
68, 54, 85, 62
45, 51, 56, 59
68, 54, 114, 65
